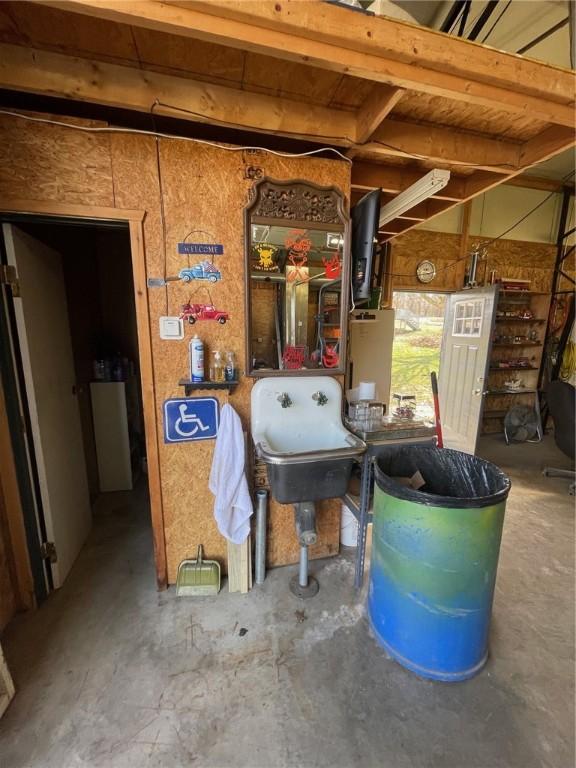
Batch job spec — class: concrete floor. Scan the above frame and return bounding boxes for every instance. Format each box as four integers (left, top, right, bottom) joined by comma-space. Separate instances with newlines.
0, 436, 574, 768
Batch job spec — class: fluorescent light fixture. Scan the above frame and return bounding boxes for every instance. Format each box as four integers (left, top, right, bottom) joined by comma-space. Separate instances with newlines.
378, 169, 451, 227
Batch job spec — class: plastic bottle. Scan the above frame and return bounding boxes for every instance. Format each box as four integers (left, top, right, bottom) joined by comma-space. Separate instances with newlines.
224, 351, 236, 382
212, 350, 225, 382
190, 334, 204, 382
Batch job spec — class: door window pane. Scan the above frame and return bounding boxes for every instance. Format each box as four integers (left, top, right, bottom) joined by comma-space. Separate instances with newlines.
452, 299, 484, 337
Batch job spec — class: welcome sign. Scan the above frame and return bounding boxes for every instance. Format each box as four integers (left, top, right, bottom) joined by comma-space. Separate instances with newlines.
178, 243, 224, 255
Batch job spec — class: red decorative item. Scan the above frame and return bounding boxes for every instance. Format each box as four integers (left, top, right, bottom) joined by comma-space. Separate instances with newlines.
180, 302, 229, 325
322, 345, 339, 368
322, 253, 341, 279
282, 345, 306, 370
285, 229, 311, 283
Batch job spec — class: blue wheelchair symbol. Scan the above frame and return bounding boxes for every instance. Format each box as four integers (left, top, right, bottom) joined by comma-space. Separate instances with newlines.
164, 397, 219, 443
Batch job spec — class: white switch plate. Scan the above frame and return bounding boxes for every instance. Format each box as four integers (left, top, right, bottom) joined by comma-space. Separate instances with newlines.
159, 316, 184, 340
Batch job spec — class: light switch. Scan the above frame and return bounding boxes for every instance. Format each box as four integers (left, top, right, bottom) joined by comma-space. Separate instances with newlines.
159, 316, 184, 340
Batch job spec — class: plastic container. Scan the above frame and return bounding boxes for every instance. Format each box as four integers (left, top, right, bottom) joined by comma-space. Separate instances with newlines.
340, 503, 358, 547
190, 335, 204, 382
211, 350, 225, 382
224, 351, 236, 382
368, 446, 511, 682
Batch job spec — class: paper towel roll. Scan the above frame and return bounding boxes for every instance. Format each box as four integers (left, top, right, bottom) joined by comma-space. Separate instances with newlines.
358, 381, 376, 400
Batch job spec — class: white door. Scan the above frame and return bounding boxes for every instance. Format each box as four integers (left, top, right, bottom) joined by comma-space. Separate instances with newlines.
439, 286, 497, 454
3, 224, 91, 588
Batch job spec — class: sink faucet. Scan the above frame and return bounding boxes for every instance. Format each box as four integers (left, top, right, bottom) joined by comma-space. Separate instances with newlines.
312, 391, 328, 406
277, 392, 292, 408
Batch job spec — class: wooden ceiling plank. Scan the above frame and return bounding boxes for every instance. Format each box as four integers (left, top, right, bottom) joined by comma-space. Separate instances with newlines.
36, 0, 576, 127
0, 42, 356, 144
355, 119, 521, 173
355, 85, 404, 144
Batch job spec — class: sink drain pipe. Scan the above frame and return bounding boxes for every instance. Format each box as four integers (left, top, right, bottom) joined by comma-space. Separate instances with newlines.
290, 502, 319, 598
255, 489, 268, 585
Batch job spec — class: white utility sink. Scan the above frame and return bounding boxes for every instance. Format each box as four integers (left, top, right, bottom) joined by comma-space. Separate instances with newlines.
251, 376, 365, 504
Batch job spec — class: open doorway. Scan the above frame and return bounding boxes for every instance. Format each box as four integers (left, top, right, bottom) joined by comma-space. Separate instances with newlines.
390, 291, 447, 420
1, 219, 149, 601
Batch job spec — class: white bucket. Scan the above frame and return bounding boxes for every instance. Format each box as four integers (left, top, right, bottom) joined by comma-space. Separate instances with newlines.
340, 503, 358, 547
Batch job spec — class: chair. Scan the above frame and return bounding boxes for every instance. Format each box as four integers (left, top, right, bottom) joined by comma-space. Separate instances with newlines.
542, 380, 575, 495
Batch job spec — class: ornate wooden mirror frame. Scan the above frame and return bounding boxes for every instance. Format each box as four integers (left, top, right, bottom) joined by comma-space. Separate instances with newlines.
244, 177, 351, 377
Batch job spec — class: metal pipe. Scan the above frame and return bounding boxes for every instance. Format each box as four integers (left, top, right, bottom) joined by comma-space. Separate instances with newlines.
255, 489, 268, 585
517, 17, 569, 55
467, 1, 499, 41
440, 1, 467, 33
298, 545, 309, 588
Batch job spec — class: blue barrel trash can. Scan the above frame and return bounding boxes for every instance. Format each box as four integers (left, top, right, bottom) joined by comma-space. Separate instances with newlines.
368, 446, 511, 682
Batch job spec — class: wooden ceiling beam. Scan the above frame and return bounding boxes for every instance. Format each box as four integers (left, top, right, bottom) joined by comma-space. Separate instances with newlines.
504, 175, 573, 193
351, 162, 467, 201
355, 120, 521, 173
355, 86, 405, 144
0, 42, 357, 145
37, 0, 576, 127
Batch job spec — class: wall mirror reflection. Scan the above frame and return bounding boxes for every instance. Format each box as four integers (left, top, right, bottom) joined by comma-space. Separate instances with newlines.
245, 179, 350, 376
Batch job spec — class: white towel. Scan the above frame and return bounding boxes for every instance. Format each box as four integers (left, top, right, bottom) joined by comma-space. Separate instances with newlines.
209, 403, 253, 544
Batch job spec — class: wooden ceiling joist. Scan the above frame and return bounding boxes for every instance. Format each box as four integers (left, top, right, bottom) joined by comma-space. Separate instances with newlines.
355, 86, 405, 144
3, 0, 573, 240
0, 42, 357, 144
357, 120, 521, 173
351, 163, 467, 201
37, 0, 576, 127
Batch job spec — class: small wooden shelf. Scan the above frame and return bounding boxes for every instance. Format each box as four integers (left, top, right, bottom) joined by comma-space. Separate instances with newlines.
486, 388, 538, 395
498, 290, 549, 296
495, 318, 546, 323
492, 342, 542, 348
489, 366, 538, 372
178, 378, 239, 395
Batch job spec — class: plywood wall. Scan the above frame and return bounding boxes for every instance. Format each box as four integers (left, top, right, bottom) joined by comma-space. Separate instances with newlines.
390, 228, 562, 294
0, 113, 350, 585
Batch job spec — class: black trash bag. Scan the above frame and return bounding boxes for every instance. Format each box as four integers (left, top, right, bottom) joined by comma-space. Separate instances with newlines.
375, 446, 511, 509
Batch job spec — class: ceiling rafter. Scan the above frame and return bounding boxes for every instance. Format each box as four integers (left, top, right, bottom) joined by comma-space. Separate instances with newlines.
35, 0, 576, 127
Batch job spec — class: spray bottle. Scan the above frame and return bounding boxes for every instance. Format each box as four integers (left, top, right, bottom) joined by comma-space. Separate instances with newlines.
190, 334, 204, 382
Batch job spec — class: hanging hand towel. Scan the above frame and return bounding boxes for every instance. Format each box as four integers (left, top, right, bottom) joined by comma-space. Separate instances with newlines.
209, 403, 253, 544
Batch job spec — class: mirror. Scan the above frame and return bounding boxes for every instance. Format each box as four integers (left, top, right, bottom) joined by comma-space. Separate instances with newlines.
245, 179, 350, 376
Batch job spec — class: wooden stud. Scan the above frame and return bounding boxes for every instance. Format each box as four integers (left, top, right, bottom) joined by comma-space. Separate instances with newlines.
0, 43, 356, 145
457, 201, 472, 288
0, 378, 35, 612
128, 219, 167, 590
41, 0, 576, 126
355, 86, 404, 144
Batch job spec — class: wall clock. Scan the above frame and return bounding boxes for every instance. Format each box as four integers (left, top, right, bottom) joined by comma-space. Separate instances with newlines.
416, 260, 436, 283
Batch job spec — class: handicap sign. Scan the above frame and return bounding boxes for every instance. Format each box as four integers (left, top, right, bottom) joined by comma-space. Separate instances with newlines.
163, 397, 219, 443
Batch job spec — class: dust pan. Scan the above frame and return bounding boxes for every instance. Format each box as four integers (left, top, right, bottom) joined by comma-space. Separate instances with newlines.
176, 545, 221, 597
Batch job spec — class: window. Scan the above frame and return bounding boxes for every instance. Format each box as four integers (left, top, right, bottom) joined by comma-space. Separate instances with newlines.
452, 299, 484, 337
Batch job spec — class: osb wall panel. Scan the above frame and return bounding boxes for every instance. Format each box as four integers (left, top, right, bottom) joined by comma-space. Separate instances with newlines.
391, 230, 462, 292
0, 113, 350, 584
391, 229, 561, 294
0, 114, 114, 206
